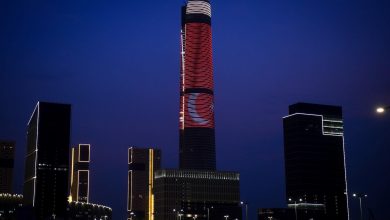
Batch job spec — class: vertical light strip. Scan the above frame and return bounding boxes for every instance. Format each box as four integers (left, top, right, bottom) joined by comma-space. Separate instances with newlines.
180, 28, 186, 129
127, 148, 132, 212
128, 170, 132, 211
32, 102, 40, 207
86, 170, 90, 203
69, 148, 75, 202
148, 149, 154, 220
76, 170, 80, 202
342, 137, 350, 220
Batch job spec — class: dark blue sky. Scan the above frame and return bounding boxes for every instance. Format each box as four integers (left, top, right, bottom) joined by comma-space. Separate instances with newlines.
1, 0, 390, 219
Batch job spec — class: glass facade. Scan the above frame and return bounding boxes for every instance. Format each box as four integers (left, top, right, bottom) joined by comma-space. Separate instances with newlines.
23, 102, 71, 219
283, 103, 349, 220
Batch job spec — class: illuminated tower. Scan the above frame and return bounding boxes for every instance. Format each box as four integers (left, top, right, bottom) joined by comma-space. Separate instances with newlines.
69, 144, 90, 203
179, 0, 215, 170
23, 102, 71, 219
283, 103, 349, 220
128, 147, 161, 220
0, 140, 15, 194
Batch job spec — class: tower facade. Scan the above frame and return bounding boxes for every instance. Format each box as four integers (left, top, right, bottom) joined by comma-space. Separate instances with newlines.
283, 103, 349, 220
70, 144, 90, 203
179, 0, 216, 170
23, 102, 71, 219
128, 147, 161, 220
0, 140, 15, 194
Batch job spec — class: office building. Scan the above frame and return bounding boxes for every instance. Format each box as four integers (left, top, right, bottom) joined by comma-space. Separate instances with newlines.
153, 169, 241, 220
0, 140, 15, 194
70, 144, 90, 203
128, 147, 161, 220
283, 102, 349, 220
23, 101, 71, 219
179, 0, 216, 170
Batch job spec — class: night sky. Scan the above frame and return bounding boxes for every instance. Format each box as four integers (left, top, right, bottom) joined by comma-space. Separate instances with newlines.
1, 0, 390, 219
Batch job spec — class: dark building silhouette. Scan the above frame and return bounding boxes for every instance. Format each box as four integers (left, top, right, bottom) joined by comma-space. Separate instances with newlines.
179, 0, 216, 170
70, 144, 90, 203
23, 101, 71, 220
283, 102, 349, 220
127, 147, 161, 220
154, 170, 241, 220
0, 140, 15, 194
0, 193, 22, 220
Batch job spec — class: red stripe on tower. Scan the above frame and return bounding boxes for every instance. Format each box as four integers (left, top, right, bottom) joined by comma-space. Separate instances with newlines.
179, 0, 216, 170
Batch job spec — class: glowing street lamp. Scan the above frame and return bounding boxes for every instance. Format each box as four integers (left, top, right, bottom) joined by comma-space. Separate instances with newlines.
173, 209, 184, 220
240, 201, 248, 220
376, 106, 390, 114
352, 193, 368, 220
288, 198, 302, 220
207, 206, 213, 220
129, 212, 136, 220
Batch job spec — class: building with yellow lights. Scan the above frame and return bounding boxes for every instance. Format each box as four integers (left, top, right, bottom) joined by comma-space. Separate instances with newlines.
69, 144, 91, 203
127, 147, 161, 220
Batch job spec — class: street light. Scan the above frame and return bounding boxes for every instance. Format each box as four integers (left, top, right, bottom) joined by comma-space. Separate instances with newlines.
376, 106, 390, 114
288, 198, 302, 220
207, 206, 213, 220
352, 193, 368, 220
240, 201, 248, 220
129, 212, 136, 220
173, 209, 184, 220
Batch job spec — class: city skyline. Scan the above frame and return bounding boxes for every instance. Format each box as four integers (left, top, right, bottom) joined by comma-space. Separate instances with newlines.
1, 0, 390, 219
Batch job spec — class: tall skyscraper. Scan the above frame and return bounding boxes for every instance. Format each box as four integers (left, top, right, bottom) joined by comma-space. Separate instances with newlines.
179, 0, 216, 170
0, 140, 15, 194
153, 2, 241, 219
128, 147, 161, 220
69, 144, 90, 203
283, 102, 349, 220
23, 101, 71, 219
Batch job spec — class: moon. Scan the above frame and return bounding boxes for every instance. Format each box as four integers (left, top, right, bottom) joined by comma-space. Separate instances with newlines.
187, 93, 209, 125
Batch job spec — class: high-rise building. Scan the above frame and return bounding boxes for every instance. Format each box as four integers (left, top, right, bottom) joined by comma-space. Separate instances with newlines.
23, 101, 71, 219
154, 169, 241, 220
179, 0, 216, 170
152, 2, 242, 219
0, 140, 15, 194
283, 102, 349, 220
70, 144, 90, 203
128, 147, 161, 220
